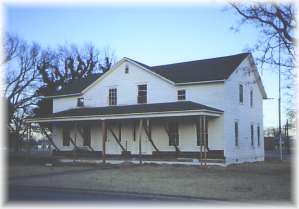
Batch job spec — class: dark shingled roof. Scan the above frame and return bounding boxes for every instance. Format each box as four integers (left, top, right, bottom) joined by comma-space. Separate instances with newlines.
48, 53, 250, 97
36, 101, 223, 119
130, 53, 250, 83
49, 73, 103, 97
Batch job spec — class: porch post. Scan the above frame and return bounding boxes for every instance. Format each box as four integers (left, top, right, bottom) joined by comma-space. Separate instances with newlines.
137, 119, 143, 165
102, 120, 107, 164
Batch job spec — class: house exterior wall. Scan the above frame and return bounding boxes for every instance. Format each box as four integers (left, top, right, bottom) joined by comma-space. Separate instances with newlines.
52, 117, 223, 154
223, 58, 264, 164
50, 57, 264, 164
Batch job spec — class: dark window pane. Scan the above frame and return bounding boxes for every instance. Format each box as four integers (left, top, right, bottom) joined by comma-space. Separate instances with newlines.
239, 84, 243, 103
63, 128, 70, 146
77, 98, 84, 107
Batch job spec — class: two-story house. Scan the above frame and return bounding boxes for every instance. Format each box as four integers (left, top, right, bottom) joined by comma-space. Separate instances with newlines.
27, 52, 267, 164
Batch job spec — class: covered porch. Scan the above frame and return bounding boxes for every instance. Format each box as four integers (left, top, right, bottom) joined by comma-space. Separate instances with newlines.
26, 101, 224, 165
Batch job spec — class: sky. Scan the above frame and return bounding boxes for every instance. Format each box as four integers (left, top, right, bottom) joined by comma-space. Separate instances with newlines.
4, 4, 284, 129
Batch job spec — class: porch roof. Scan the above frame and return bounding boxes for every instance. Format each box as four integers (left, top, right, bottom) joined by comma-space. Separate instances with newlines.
26, 101, 223, 123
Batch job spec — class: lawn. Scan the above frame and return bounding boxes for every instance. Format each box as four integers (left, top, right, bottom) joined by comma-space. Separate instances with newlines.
8, 159, 292, 202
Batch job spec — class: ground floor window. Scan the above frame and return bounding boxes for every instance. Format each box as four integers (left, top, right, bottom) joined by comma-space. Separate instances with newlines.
196, 118, 208, 146
63, 128, 70, 146
250, 124, 254, 146
235, 121, 239, 147
168, 122, 179, 146
257, 125, 260, 146
82, 126, 91, 146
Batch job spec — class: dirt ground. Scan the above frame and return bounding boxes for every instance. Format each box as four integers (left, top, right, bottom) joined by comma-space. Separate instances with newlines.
8, 159, 292, 202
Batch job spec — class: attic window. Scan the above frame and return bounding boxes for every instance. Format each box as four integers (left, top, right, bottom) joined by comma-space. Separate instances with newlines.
77, 98, 84, 107
125, 65, 129, 74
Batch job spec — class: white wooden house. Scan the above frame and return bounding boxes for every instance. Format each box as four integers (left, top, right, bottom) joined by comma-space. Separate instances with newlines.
27, 53, 267, 164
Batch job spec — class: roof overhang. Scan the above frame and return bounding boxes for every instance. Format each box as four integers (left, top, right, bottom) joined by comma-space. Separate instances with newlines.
25, 109, 223, 123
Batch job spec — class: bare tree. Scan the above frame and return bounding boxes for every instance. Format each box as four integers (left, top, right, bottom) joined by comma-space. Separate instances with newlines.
3, 34, 42, 151
230, 2, 296, 122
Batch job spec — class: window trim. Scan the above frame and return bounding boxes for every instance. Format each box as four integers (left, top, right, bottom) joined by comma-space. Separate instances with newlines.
168, 122, 179, 146
77, 97, 84, 107
250, 123, 254, 147
63, 127, 70, 146
108, 88, 117, 106
250, 89, 253, 108
177, 89, 186, 101
234, 120, 239, 147
257, 125, 260, 147
137, 84, 147, 104
239, 83, 244, 104
82, 126, 91, 146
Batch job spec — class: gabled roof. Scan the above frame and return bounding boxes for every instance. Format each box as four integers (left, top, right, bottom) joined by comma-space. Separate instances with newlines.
48, 73, 103, 97
46, 53, 251, 98
150, 53, 250, 83
26, 101, 223, 122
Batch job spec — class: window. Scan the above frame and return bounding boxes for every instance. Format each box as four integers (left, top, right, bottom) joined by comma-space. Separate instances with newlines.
250, 124, 254, 146
77, 98, 84, 107
257, 125, 260, 146
63, 128, 70, 146
82, 126, 91, 146
250, 90, 253, 108
196, 117, 208, 146
109, 88, 117, 106
235, 121, 239, 147
132, 122, 136, 141
177, 90, 186, 101
137, 84, 147, 104
168, 122, 179, 146
125, 64, 129, 74
239, 84, 244, 104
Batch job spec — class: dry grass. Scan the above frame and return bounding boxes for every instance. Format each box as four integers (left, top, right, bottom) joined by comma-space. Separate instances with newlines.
8, 160, 292, 202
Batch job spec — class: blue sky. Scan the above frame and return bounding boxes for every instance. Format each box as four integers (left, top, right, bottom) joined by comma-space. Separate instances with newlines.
5, 5, 283, 129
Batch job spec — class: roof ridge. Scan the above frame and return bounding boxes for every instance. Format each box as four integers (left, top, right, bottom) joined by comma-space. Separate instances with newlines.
151, 52, 250, 68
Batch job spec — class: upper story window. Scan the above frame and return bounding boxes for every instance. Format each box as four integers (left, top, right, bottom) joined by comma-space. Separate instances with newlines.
109, 88, 117, 106
250, 124, 254, 147
77, 98, 84, 107
239, 84, 244, 104
235, 121, 239, 147
137, 84, 147, 104
125, 64, 129, 74
250, 89, 253, 108
177, 89, 186, 101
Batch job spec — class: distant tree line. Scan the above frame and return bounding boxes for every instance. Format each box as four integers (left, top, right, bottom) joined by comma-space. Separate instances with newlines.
3, 33, 115, 152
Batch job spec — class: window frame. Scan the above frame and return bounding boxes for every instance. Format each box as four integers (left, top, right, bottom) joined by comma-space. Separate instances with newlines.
234, 120, 239, 147
239, 83, 244, 104
250, 89, 253, 108
257, 125, 260, 146
63, 127, 70, 146
250, 124, 254, 147
168, 122, 179, 146
137, 84, 147, 104
82, 126, 91, 146
108, 88, 117, 106
77, 97, 84, 107
125, 64, 129, 74
177, 89, 186, 101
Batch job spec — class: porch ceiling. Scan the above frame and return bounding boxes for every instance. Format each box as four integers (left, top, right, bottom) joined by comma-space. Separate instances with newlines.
26, 101, 223, 123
